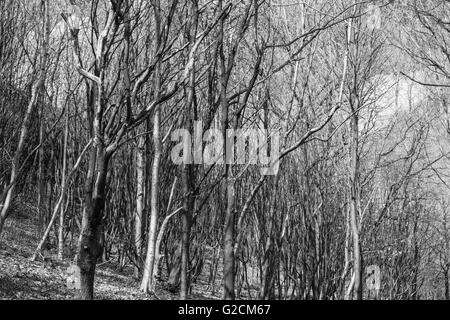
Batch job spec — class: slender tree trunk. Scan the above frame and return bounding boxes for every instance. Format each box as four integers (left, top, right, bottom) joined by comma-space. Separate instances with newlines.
412, 211, 419, 300
180, 11, 198, 295
219, 3, 235, 298
260, 177, 279, 300
349, 96, 362, 300
140, 106, 162, 294
168, 243, 182, 288
58, 108, 69, 260
37, 95, 45, 238
344, 7, 360, 300
223, 176, 236, 299
445, 267, 450, 300
260, 233, 275, 299
134, 134, 146, 276
181, 164, 194, 299
154, 188, 180, 283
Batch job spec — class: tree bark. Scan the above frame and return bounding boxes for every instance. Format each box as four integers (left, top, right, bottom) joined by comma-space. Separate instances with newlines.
349, 94, 362, 300
58, 107, 69, 260
181, 164, 194, 299
223, 176, 236, 300
77, 148, 109, 300
134, 134, 146, 275
140, 106, 162, 294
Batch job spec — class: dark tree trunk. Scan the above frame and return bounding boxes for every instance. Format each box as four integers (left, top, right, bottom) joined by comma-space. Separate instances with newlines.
445, 267, 450, 300
168, 243, 182, 289
77, 147, 109, 300
223, 178, 236, 300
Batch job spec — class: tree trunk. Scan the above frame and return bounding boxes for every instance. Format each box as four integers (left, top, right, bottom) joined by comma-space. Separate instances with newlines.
168, 243, 182, 288
220, 17, 235, 300
223, 177, 236, 300
181, 164, 194, 299
134, 134, 146, 276
58, 107, 69, 260
37, 98, 45, 238
445, 267, 450, 300
140, 106, 162, 294
77, 149, 109, 300
349, 95, 362, 300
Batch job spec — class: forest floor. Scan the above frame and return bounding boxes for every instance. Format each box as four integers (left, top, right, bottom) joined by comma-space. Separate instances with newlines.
0, 214, 220, 300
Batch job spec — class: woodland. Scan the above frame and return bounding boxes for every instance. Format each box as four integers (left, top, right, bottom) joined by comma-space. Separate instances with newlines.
2, 0, 450, 300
